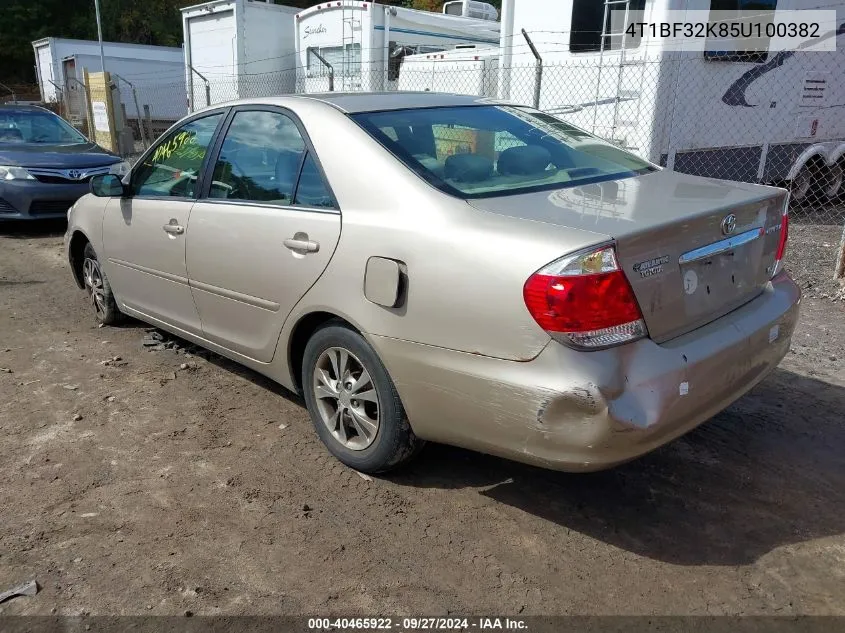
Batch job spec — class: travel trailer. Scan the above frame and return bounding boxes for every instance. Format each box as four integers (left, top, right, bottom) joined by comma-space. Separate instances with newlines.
397, 44, 499, 96
181, 0, 300, 108
443, 0, 499, 20
295, 0, 500, 93
497, 0, 845, 199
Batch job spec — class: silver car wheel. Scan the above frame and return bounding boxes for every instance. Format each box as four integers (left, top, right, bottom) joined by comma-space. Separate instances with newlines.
82, 257, 106, 316
313, 346, 380, 451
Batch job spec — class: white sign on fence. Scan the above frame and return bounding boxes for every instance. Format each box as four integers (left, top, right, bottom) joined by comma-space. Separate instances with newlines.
92, 101, 110, 133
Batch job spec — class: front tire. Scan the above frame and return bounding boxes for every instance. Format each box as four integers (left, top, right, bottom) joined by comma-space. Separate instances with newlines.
302, 323, 423, 473
82, 243, 123, 325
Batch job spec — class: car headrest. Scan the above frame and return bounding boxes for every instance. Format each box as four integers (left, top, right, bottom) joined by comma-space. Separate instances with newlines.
0, 128, 24, 142
497, 145, 552, 176
275, 150, 303, 193
444, 153, 493, 183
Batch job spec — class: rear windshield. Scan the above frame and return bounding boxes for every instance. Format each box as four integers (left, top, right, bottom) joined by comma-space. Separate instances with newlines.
351, 105, 656, 199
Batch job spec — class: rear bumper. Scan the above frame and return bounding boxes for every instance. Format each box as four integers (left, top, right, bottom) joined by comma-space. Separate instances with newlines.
0, 180, 88, 220
368, 272, 801, 472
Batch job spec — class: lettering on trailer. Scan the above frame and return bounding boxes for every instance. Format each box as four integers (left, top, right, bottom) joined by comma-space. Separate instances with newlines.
722, 20, 845, 108
304, 24, 327, 39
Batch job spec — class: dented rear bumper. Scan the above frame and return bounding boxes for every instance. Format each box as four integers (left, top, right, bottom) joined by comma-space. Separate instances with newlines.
368, 272, 800, 472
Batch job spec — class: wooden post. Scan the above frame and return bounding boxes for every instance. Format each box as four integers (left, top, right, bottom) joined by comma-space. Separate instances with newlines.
83, 69, 94, 141
85, 71, 118, 153
835, 220, 845, 281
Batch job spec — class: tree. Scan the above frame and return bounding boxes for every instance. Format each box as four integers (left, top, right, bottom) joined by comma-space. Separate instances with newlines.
409, 0, 443, 11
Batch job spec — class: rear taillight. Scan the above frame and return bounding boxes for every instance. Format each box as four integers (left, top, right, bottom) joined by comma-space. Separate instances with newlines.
771, 194, 789, 277
523, 244, 647, 350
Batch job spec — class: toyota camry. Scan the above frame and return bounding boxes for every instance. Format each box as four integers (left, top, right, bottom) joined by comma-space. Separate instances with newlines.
65, 93, 800, 473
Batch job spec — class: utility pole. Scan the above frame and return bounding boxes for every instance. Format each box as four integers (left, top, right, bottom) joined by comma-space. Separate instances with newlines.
94, 0, 106, 73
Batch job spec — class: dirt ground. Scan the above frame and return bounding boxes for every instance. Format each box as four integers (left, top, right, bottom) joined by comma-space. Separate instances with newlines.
0, 219, 843, 617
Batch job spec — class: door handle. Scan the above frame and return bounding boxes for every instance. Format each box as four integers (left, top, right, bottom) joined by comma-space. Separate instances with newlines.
162, 223, 185, 235
283, 237, 320, 253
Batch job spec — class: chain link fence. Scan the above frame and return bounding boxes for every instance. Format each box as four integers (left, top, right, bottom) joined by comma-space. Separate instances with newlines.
34, 49, 845, 286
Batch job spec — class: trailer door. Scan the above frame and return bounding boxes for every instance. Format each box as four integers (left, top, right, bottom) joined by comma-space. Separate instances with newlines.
36, 45, 55, 102
188, 10, 236, 105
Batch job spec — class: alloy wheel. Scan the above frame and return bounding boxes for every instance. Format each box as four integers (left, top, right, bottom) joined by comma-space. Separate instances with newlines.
82, 257, 106, 317
312, 346, 380, 451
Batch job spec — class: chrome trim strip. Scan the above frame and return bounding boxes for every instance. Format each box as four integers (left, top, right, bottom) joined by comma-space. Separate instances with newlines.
27, 165, 113, 179
196, 198, 340, 215
109, 258, 189, 285
190, 279, 281, 312
678, 228, 763, 265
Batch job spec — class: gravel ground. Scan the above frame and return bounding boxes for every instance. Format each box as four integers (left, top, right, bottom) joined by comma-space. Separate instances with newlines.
0, 220, 843, 617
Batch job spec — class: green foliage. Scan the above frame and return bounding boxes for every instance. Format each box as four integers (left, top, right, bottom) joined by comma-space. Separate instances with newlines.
1, 0, 187, 83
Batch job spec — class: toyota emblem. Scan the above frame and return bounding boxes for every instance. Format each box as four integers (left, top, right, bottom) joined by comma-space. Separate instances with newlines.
721, 213, 737, 235
66, 169, 82, 180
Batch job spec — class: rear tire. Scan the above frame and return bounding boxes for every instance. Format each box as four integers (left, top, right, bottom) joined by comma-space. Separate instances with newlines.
82, 243, 123, 325
302, 322, 423, 473
790, 165, 813, 203
824, 162, 844, 200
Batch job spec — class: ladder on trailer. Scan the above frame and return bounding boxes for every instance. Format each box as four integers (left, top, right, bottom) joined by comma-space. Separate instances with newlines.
591, 0, 640, 146
341, 1, 362, 91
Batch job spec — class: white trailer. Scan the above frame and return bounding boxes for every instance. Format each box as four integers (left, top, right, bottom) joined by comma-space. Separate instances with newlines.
31, 38, 186, 125
397, 44, 499, 96
181, 0, 300, 109
295, 0, 500, 93
496, 0, 845, 199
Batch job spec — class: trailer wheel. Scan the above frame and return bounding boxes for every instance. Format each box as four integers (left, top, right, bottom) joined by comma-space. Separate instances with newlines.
824, 161, 844, 200
790, 165, 813, 203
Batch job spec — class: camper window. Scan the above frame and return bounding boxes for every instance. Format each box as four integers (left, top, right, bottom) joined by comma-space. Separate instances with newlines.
570, 0, 646, 53
705, 0, 778, 63
307, 44, 362, 77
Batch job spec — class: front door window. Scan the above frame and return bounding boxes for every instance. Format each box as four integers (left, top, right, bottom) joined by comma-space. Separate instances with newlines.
132, 113, 223, 198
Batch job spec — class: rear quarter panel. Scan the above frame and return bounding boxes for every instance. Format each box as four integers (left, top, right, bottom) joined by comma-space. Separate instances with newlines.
273, 100, 611, 364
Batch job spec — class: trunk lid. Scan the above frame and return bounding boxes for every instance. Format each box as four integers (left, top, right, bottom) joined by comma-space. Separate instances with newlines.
466, 170, 788, 343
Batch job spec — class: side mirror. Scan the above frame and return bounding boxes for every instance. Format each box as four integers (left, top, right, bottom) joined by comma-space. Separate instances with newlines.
90, 173, 125, 197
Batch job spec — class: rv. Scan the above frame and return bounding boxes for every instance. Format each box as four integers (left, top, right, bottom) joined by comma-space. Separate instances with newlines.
397, 44, 499, 96
31, 38, 186, 128
182, 0, 300, 108
295, 0, 500, 93
498, 0, 845, 199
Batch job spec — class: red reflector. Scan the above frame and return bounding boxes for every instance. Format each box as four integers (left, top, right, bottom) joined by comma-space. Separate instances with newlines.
523, 270, 643, 333
775, 211, 789, 262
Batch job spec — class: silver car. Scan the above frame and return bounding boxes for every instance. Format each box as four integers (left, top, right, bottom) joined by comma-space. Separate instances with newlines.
65, 93, 800, 473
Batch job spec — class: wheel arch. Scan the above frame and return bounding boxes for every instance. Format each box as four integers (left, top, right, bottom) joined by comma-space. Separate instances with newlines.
786, 144, 831, 180
68, 229, 93, 289
286, 309, 366, 394
828, 142, 845, 166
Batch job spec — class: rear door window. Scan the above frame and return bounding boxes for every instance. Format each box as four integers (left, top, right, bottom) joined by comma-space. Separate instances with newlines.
209, 110, 306, 204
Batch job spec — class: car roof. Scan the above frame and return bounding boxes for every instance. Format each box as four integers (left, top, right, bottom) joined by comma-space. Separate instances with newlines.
0, 104, 52, 113
273, 92, 502, 114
